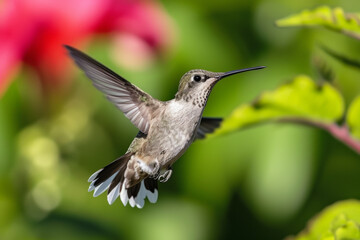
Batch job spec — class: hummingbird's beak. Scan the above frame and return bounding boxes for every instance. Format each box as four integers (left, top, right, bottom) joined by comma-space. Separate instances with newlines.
217, 66, 266, 80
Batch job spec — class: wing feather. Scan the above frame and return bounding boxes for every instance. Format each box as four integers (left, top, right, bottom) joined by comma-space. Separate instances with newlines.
65, 45, 163, 133
196, 117, 223, 139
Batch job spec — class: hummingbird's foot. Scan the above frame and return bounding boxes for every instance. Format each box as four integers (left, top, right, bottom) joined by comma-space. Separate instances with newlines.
158, 167, 172, 183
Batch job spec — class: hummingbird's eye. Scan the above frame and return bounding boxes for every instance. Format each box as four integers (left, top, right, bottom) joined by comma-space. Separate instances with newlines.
193, 75, 202, 82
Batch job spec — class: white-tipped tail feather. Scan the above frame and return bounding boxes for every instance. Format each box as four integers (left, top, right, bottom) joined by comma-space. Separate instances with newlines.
88, 166, 158, 208
107, 183, 121, 205
120, 182, 129, 206
88, 169, 102, 182
93, 172, 117, 197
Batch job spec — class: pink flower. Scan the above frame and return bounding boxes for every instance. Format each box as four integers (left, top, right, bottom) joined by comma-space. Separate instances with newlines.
0, 0, 173, 96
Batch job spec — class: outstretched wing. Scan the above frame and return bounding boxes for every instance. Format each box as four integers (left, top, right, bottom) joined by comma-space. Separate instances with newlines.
196, 117, 222, 139
65, 45, 162, 133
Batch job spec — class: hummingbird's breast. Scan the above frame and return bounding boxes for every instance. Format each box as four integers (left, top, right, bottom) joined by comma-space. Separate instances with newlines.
142, 99, 203, 168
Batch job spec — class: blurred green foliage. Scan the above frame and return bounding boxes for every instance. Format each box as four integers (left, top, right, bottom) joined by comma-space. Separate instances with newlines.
214, 73, 360, 154
1, 1, 360, 240
214, 75, 344, 135
288, 200, 360, 240
276, 6, 360, 40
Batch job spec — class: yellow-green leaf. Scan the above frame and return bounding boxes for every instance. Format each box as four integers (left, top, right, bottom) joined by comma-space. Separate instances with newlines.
214, 75, 344, 136
347, 96, 360, 140
276, 6, 360, 40
287, 200, 360, 240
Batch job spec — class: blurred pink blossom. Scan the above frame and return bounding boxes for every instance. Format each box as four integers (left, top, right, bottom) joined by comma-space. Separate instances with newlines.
0, 0, 173, 96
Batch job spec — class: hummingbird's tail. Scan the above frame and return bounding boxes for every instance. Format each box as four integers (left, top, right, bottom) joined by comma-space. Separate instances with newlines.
87, 152, 158, 208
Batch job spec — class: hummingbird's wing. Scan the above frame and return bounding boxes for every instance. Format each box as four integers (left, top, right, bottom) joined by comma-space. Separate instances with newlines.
65, 46, 162, 134
196, 117, 223, 139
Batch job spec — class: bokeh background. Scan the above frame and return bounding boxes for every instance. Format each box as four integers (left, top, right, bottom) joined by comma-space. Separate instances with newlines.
1, 0, 360, 239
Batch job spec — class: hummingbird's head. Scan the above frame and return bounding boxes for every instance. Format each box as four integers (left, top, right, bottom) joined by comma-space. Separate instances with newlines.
175, 66, 265, 103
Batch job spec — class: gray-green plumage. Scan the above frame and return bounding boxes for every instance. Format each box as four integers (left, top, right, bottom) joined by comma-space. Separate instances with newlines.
65, 45, 265, 208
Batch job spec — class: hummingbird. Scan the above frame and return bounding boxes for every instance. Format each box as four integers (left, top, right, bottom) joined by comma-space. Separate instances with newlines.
65, 45, 265, 208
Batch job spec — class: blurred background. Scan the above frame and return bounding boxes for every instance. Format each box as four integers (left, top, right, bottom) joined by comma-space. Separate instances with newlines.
1, 0, 360, 239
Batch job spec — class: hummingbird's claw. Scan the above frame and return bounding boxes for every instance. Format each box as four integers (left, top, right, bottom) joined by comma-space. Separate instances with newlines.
159, 167, 173, 183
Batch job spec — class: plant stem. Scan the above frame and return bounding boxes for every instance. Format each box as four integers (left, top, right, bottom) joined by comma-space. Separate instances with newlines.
322, 124, 360, 154
279, 118, 360, 154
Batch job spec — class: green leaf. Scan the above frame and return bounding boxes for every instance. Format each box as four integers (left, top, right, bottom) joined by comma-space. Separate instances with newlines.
287, 200, 360, 240
347, 96, 360, 140
214, 75, 344, 136
276, 6, 360, 40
